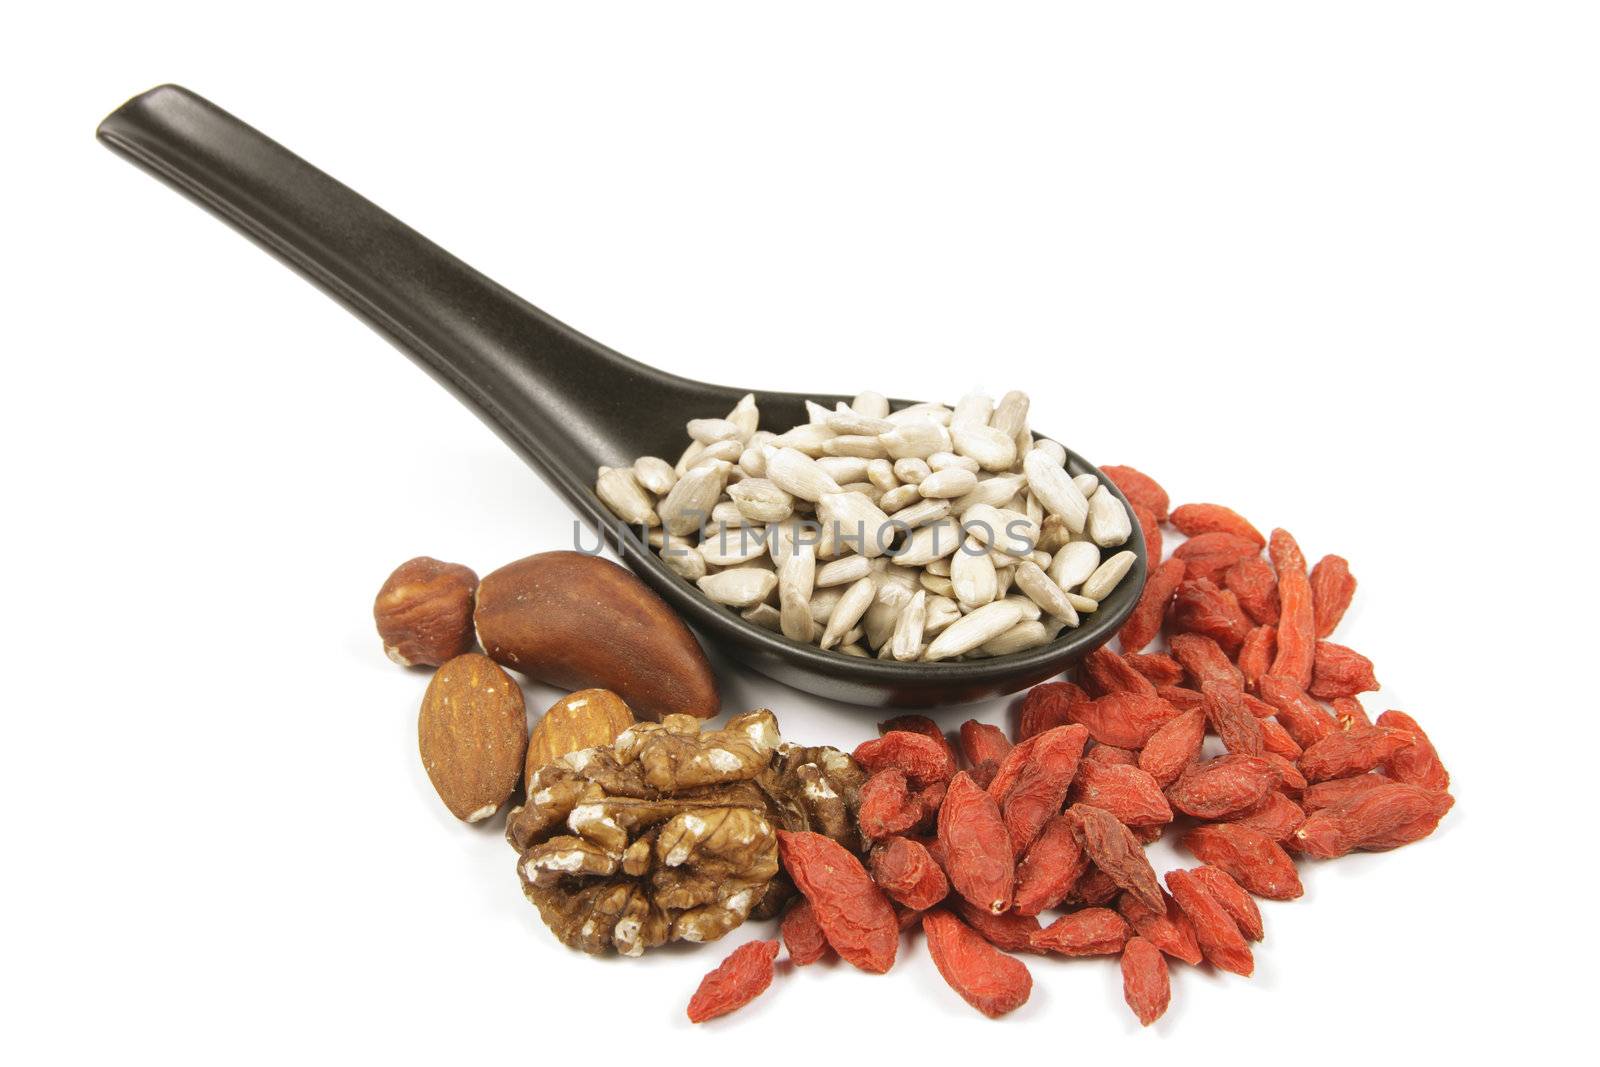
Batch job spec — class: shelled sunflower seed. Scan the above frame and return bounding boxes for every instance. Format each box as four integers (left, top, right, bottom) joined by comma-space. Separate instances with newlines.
593, 389, 1137, 662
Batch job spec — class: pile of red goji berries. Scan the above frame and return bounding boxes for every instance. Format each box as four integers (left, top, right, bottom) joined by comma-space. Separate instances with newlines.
685, 464, 1454, 1026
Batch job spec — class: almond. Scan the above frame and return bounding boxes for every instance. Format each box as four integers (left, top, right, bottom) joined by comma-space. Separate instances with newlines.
418, 653, 528, 822
525, 688, 636, 780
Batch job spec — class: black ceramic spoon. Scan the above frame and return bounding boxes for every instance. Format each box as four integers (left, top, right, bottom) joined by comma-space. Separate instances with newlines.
96, 84, 1146, 709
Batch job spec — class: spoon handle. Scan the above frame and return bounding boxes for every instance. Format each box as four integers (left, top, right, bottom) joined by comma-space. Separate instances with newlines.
96, 84, 717, 505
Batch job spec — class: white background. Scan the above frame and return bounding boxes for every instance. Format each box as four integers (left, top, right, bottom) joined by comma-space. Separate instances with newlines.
4, 2, 1595, 1062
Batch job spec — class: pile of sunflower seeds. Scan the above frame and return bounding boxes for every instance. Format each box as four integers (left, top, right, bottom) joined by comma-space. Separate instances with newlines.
594, 390, 1136, 662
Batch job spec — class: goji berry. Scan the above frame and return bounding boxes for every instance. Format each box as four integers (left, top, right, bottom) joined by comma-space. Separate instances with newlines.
1119, 557, 1187, 654
923, 909, 1034, 1019
1070, 865, 1122, 906
1259, 716, 1304, 760
1376, 710, 1449, 792
779, 900, 831, 966
1292, 783, 1454, 858
871, 835, 950, 911
1067, 692, 1177, 749
1237, 625, 1276, 690
1070, 804, 1164, 912
938, 771, 1016, 914
1120, 936, 1171, 1026
1308, 554, 1356, 638
1082, 646, 1158, 698
686, 939, 780, 1023
1170, 503, 1266, 547
1167, 577, 1253, 654
857, 769, 920, 839
1099, 465, 1170, 522
1084, 743, 1139, 767
1182, 823, 1303, 900
1171, 532, 1264, 585
1267, 529, 1316, 687
1224, 556, 1281, 625
1070, 760, 1173, 827
853, 730, 956, 788
953, 897, 1044, 953
1016, 681, 1089, 742
1125, 652, 1186, 688
1300, 772, 1394, 813
1262, 751, 1308, 792
986, 732, 1043, 802
1202, 680, 1265, 756
959, 719, 1012, 770
878, 714, 955, 762
1138, 709, 1207, 787
1257, 674, 1337, 747
1116, 890, 1203, 965
969, 758, 1000, 789
1169, 633, 1245, 691
1002, 725, 1090, 856
1166, 754, 1278, 820
777, 830, 898, 974
1031, 906, 1130, 956
1014, 813, 1089, 916
1165, 868, 1254, 977
1131, 500, 1163, 569
1219, 791, 1306, 844
1190, 866, 1264, 941
1308, 641, 1380, 699
1331, 695, 1371, 730
1298, 726, 1410, 782
1156, 685, 1205, 713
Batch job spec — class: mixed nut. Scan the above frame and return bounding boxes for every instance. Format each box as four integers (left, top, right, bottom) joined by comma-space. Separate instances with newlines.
593, 390, 1139, 661
379, 455, 1452, 1031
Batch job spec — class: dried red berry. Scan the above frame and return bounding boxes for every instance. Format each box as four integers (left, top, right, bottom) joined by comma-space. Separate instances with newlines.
1014, 813, 1089, 916
1099, 465, 1170, 522
1257, 674, 1337, 747
1300, 772, 1395, 813
1170, 503, 1266, 547
1298, 726, 1411, 783
1203, 680, 1265, 756
777, 830, 898, 974
858, 769, 920, 840
878, 714, 955, 759
1169, 633, 1245, 691
1259, 716, 1304, 761
1031, 906, 1130, 956
1182, 823, 1303, 900
1308, 554, 1356, 638
1071, 866, 1122, 906
954, 898, 1044, 953
1267, 529, 1316, 688
923, 909, 1034, 1019
1165, 868, 1254, 976
1237, 625, 1276, 690
871, 835, 950, 911
1083, 646, 1158, 698
1070, 760, 1173, 827
686, 939, 780, 1023
1167, 754, 1279, 820
959, 719, 1012, 770
1131, 501, 1163, 572
1084, 743, 1139, 767
1293, 783, 1454, 858
1172, 532, 1264, 585
1120, 936, 1171, 1026
1070, 804, 1163, 912
1002, 725, 1090, 856
1376, 710, 1449, 792
1138, 709, 1207, 787
780, 900, 831, 966
1190, 865, 1264, 941
1016, 681, 1089, 741
1117, 890, 1203, 965
1331, 696, 1371, 730
1308, 641, 1380, 699
1156, 685, 1205, 713
938, 771, 1016, 914
1167, 577, 1253, 654
1119, 558, 1187, 654
1125, 652, 1186, 688
1224, 556, 1281, 625
1066, 692, 1178, 749
1220, 791, 1307, 843
853, 730, 956, 788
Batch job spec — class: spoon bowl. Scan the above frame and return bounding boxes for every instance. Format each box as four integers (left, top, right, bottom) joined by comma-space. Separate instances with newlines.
97, 85, 1146, 709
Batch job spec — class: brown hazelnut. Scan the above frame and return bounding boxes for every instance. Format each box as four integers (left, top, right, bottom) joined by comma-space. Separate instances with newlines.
374, 556, 479, 667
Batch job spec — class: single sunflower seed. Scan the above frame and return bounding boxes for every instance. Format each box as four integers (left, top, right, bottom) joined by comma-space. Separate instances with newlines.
1081, 549, 1137, 600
